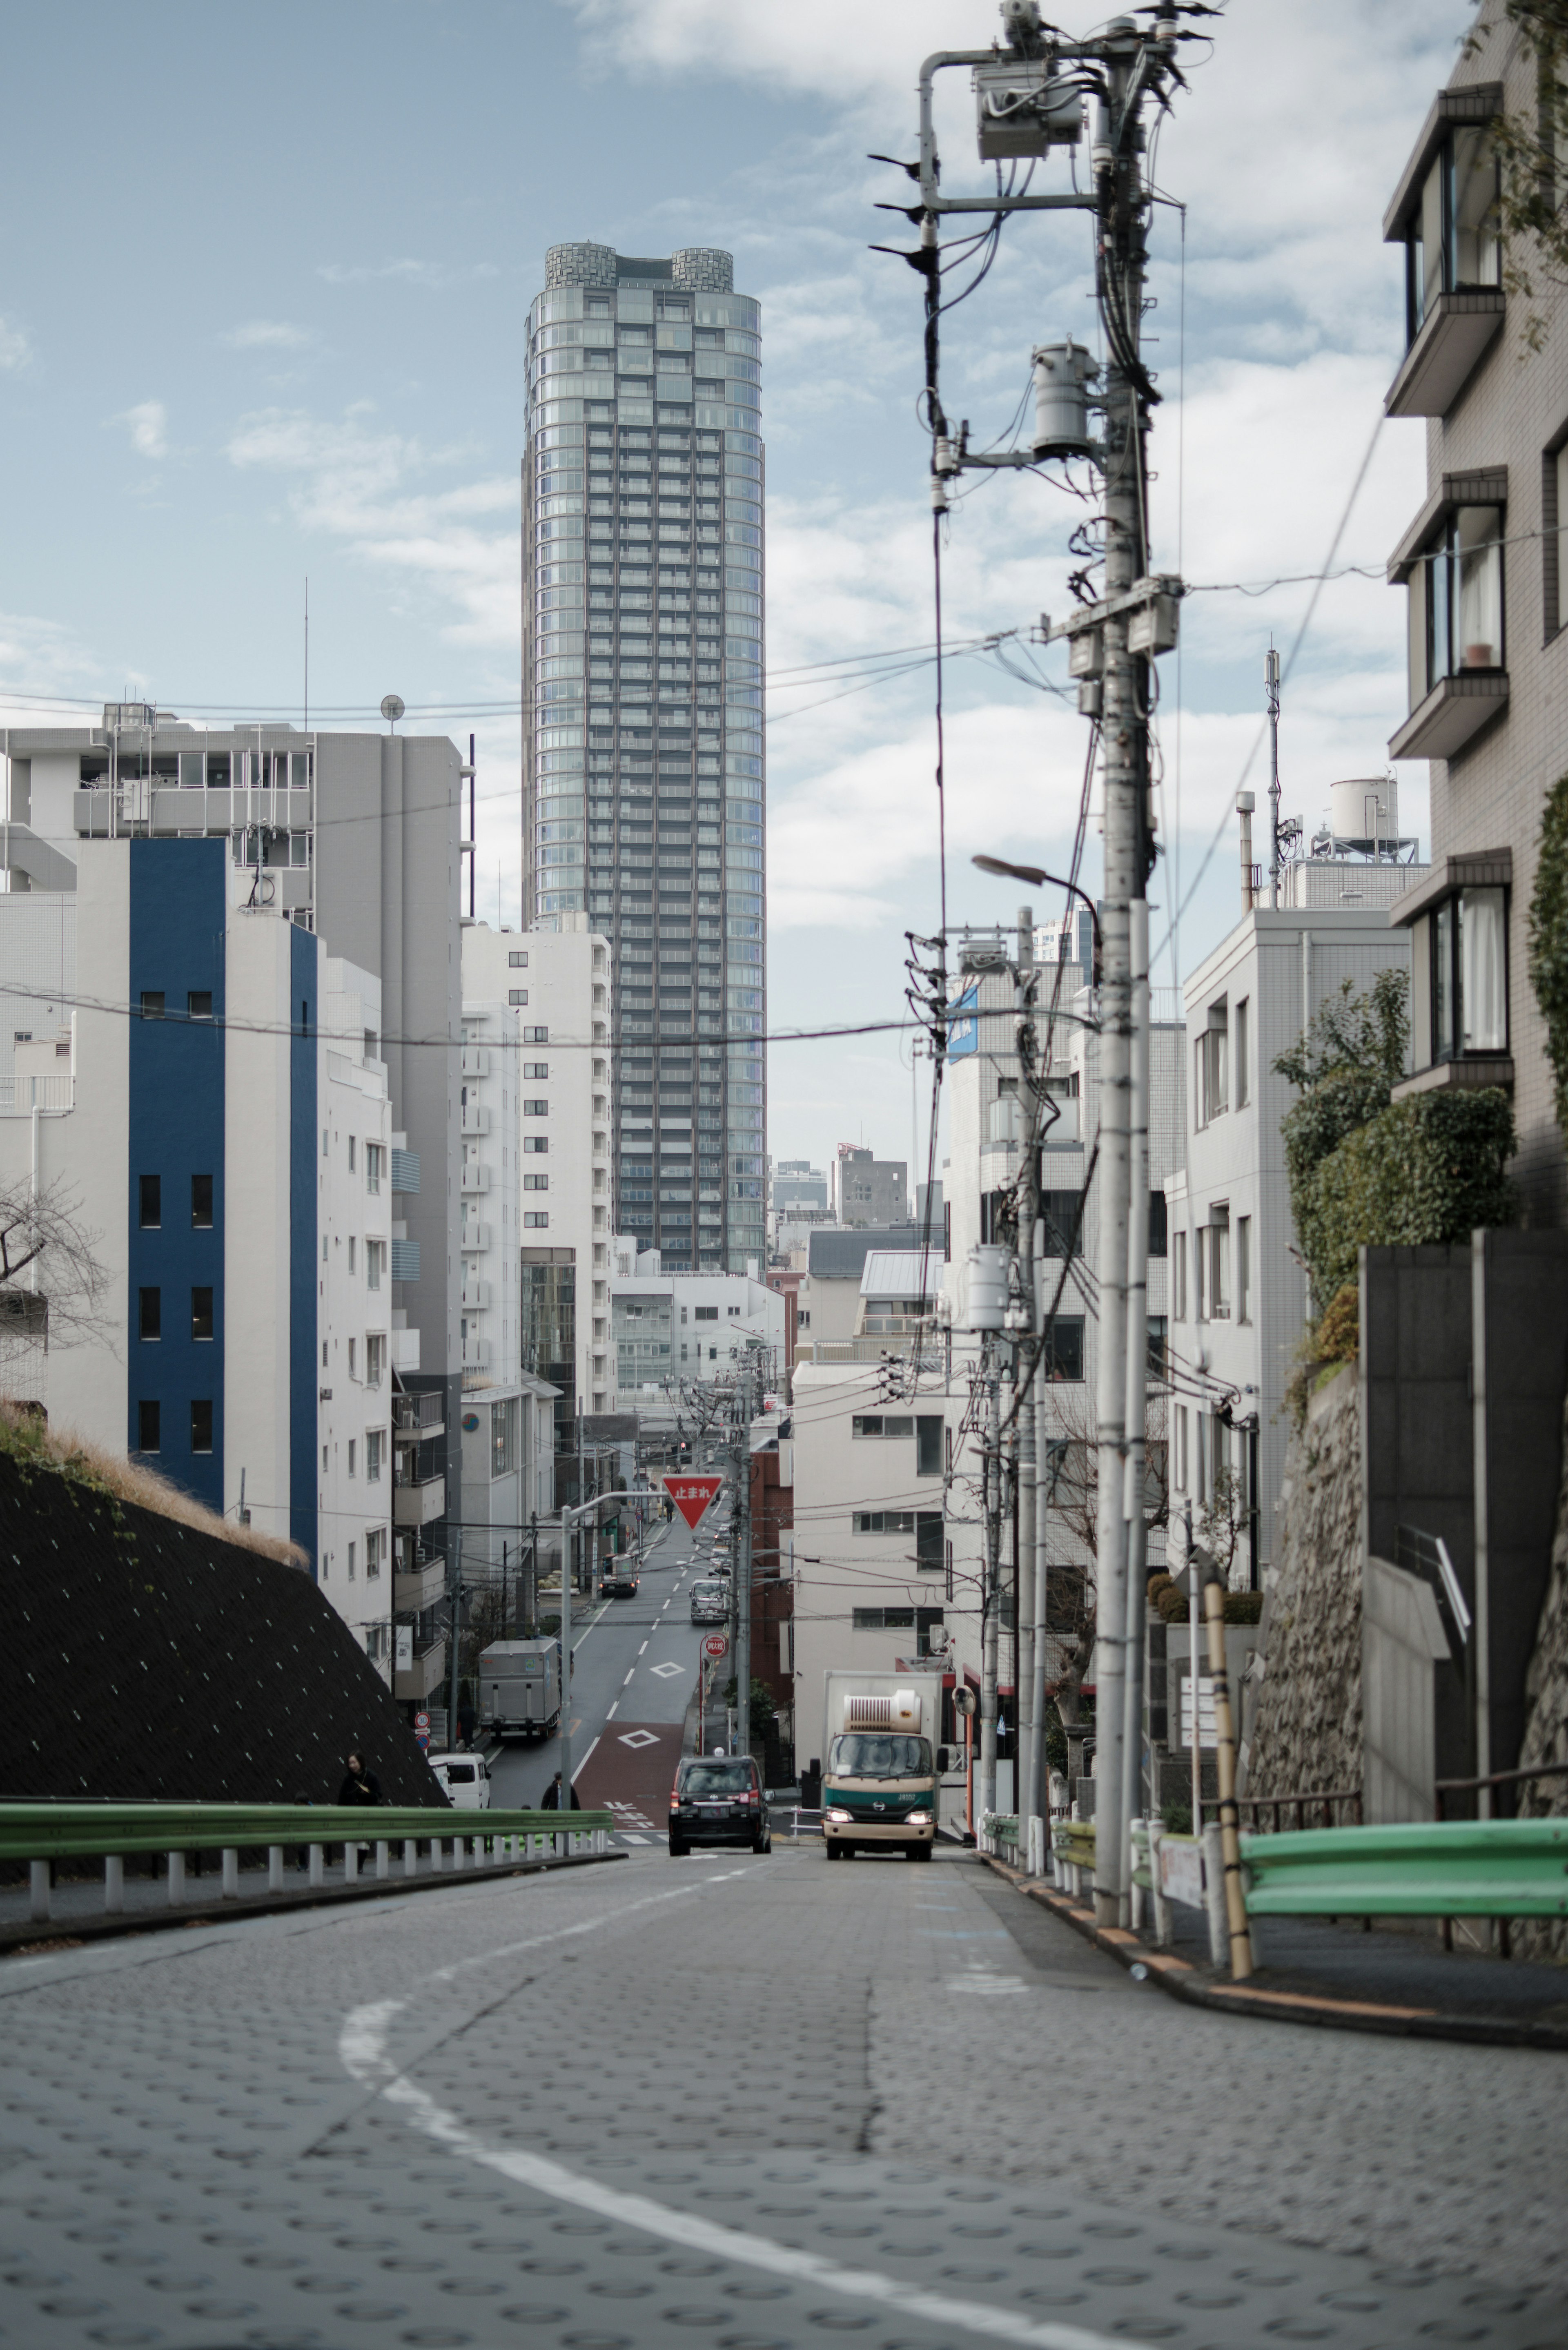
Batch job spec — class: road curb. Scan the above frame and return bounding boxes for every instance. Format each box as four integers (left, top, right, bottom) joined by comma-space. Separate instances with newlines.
979, 1852, 1568, 2051
0, 1844, 626, 1962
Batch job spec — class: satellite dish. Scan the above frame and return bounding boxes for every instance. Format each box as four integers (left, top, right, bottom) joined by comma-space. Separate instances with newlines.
381, 694, 405, 730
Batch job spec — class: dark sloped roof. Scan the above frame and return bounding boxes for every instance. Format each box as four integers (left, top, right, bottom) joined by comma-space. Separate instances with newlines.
806, 1225, 927, 1280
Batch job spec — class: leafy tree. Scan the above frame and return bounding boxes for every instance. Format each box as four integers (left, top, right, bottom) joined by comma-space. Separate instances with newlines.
1468, 1, 1568, 352
1274, 972, 1410, 1311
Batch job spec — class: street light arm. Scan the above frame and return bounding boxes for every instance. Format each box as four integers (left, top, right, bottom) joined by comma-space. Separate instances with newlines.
972, 854, 1102, 981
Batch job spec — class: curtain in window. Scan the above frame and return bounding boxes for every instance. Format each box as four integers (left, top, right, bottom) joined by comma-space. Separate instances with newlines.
1461, 886, 1507, 1051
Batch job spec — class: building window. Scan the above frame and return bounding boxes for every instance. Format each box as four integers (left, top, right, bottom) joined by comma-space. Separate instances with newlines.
1404, 124, 1499, 346
1175, 1405, 1188, 1492
1196, 1013, 1227, 1126
139, 1173, 161, 1229
1147, 1314, 1169, 1376
190, 1399, 213, 1454
524, 1136, 549, 1154
1409, 505, 1504, 707
348, 1136, 356, 1172
853, 1511, 915, 1534
366, 1429, 382, 1484
916, 1415, 944, 1476
192, 1173, 213, 1229
524, 1172, 549, 1191
191, 1286, 214, 1341
140, 990, 165, 1020
1042, 1316, 1085, 1382
853, 1607, 915, 1630
367, 1239, 383, 1291
525, 1211, 550, 1229
347, 1337, 357, 1379
1173, 1232, 1187, 1320
1235, 999, 1250, 1107
509, 990, 528, 1006
366, 1527, 385, 1578
347, 1438, 357, 1478
524, 1098, 549, 1116
366, 1144, 383, 1195
366, 1335, 385, 1386
138, 1286, 161, 1340
915, 1512, 944, 1570
1208, 1209, 1231, 1319
525, 1061, 549, 1079
508, 950, 528, 968
695, 1304, 718, 1322
137, 1399, 160, 1454
1237, 1217, 1252, 1325
348, 1236, 357, 1275
524, 1026, 549, 1043
852, 1414, 913, 1438
347, 1540, 357, 1581
1430, 885, 1509, 1058
1147, 1191, 1168, 1259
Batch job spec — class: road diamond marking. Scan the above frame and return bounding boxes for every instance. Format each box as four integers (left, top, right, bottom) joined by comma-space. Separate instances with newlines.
618, 1729, 659, 1749
648, 1660, 683, 1679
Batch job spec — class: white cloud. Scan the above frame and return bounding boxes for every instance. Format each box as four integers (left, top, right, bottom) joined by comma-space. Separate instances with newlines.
0, 315, 32, 372
224, 319, 312, 350
225, 405, 518, 648
316, 258, 499, 288
117, 401, 168, 461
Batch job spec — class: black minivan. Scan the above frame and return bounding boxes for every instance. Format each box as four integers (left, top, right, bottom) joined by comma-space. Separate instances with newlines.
668, 1755, 771, 1857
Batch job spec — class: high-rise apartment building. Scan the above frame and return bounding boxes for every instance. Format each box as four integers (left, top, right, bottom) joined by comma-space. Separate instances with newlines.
522, 241, 766, 1275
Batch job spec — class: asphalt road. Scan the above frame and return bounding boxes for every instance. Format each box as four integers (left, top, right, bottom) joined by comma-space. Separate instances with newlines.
488, 1509, 729, 1835
2, 1835, 1566, 2350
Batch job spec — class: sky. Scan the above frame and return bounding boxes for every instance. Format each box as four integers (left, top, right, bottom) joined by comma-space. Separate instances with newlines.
0, 0, 1474, 1181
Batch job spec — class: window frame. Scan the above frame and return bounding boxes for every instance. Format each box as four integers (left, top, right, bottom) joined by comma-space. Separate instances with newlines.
1428, 881, 1510, 1060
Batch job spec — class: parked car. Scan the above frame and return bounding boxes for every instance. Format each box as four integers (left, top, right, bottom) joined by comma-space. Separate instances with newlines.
427, 1753, 492, 1810
668, 1755, 771, 1856
690, 1580, 729, 1625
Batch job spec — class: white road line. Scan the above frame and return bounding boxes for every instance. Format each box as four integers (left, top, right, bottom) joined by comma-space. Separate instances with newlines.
623, 1668, 635, 1686
638, 1641, 648, 1656
570, 1735, 601, 1784
606, 1703, 618, 1719
339, 1939, 1121, 2350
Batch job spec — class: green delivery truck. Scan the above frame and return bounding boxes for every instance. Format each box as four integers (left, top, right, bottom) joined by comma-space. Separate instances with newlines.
821, 1672, 947, 1861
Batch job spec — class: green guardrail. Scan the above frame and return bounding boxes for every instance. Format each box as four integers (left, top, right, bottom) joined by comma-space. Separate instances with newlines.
0, 1803, 613, 1864
1241, 1819, 1568, 1919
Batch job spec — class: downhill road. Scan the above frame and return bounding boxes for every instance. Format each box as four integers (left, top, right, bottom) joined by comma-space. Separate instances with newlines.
488, 1507, 723, 1834
0, 1831, 1566, 2350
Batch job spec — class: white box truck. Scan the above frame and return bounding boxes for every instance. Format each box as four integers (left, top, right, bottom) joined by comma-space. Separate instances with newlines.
477, 1638, 561, 1743
820, 1671, 948, 1861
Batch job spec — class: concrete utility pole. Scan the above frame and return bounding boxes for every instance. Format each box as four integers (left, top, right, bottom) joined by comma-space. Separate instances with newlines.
735, 1352, 755, 1768
891, 0, 1189, 1913
1013, 907, 1039, 1828
978, 1341, 1002, 1825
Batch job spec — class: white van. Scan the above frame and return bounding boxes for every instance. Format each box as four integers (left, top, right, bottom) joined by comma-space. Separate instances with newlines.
428, 1752, 492, 1810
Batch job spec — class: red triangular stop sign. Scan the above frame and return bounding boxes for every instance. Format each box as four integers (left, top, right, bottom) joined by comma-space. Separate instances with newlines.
662, 1473, 724, 1530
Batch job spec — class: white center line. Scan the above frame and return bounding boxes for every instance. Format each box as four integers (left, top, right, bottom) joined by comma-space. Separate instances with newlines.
638, 1641, 648, 1656
622, 1668, 635, 1686
606, 1702, 618, 1719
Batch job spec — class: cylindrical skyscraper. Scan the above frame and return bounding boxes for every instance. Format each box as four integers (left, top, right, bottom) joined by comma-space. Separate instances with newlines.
523, 242, 766, 1275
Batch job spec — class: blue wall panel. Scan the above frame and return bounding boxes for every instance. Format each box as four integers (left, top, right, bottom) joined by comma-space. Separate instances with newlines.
290, 923, 318, 1572
127, 840, 225, 1514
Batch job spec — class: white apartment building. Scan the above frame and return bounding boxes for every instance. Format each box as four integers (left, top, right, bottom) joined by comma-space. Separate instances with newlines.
454, 992, 520, 1391
1165, 898, 1417, 1588
462, 916, 613, 1431
611, 1260, 784, 1407
0, 843, 395, 1672
791, 933, 1185, 1807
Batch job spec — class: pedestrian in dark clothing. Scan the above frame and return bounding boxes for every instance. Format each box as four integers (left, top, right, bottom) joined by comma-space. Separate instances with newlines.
336, 1750, 381, 1865
336, 1751, 382, 1807
540, 1771, 581, 1811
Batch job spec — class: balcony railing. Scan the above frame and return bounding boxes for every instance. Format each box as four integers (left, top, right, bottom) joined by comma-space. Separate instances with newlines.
393, 1554, 447, 1613
0, 1075, 73, 1115
461, 1163, 492, 1194
393, 1390, 443, 1435
460, 1221, 491, 1253
393, 1473, 446, 1529
461, 1105, 491, 1136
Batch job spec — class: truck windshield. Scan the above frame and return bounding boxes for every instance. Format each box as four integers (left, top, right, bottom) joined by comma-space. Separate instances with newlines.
829, 1734, 933, 1779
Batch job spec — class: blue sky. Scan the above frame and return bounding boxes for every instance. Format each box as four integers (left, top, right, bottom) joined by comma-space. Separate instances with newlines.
0, 0, 1472, 1177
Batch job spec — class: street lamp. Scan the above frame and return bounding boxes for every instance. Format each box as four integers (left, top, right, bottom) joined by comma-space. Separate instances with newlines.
972, 853, 1102, 984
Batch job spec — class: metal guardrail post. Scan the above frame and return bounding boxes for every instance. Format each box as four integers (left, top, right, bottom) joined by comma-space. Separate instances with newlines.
268, 1846, 284, 1892
29, 1861, 49, 1923
344, 1842, 359, 1884
402, 1839, 416, 1876
105, 1855, 124, 1914
167, 1851, 185, 1906
221, 1848, 239, 1899
376, 1842, 390, 1880
307, 1844, 324, 1888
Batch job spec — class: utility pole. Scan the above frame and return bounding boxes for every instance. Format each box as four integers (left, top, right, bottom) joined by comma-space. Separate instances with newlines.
1266, 647, 1282, 908
736, 1351, 755, 1769
1013, 906, 1038, 1837
884, 1, 1189, 1914
1119, 896, 1151, 1913
445, 1525, 465, 1752
978, 1341, 1002, 1825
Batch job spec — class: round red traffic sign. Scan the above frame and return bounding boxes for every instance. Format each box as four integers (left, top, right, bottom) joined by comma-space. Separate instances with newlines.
703, 1632, 729, 1659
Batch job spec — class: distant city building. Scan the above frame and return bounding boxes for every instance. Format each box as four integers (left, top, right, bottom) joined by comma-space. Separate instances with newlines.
610, 1259, 784, 1409
521, 240, 766, 1273
833, 1144, 907, 1227
462, 918, 613, 1432
771, 1158, 829, 1213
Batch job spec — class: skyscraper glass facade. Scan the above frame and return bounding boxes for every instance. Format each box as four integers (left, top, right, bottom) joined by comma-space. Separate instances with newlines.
523, 242, 766, 1275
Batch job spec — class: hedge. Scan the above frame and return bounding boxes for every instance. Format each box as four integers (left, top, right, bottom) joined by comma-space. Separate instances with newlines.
1528, 768, 1568, 1143
1296, 1085, 1515, 1309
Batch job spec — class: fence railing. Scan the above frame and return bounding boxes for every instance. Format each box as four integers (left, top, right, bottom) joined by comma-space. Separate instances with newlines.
1203, 1788, 1363, 1831
1436, 1760, 1568, 1821
0, 1802, 615, 1926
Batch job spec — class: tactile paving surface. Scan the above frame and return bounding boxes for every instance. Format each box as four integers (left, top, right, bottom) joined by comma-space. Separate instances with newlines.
0, 1845, 1563, 2350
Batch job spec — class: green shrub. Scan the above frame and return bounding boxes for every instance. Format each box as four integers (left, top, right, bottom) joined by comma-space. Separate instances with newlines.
1528, 768, 1568, 1144
1297, 1087, 1515, 1308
